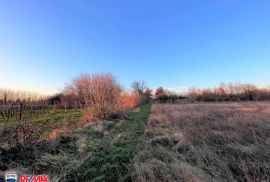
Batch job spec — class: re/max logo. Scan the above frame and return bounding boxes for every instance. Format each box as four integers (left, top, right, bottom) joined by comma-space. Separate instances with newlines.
19, 175, 49, 182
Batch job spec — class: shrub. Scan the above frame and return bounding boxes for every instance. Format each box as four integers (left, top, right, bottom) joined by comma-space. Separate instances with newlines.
118, 92, 140, 110
77, 73, 122, 121
65, 74, 151, 122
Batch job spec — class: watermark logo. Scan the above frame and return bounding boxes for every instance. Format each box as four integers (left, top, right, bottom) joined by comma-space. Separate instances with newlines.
4, 171, 17, 182
20, 175, 49, 182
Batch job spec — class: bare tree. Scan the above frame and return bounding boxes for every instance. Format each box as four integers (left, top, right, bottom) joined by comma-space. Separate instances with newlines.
131, 81, 147, 95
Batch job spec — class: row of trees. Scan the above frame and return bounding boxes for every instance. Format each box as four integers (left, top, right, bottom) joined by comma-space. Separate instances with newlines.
152, 83, 270, 103
149, 83, 270, 103
188, 83, 270, 102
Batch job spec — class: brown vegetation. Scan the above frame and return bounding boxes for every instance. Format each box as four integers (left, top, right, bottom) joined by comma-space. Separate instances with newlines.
131, 80, 152, 105
187, 83, 270, 102
118, 92, 140, 110
65, 73, 122, 121
154, 87, 186, 103
153, 83, 270, 103
64, 74, 149, 122
133, 102, 270, 181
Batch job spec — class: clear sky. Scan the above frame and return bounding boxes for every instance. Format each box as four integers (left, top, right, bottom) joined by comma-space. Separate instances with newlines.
0, 0, 270, 94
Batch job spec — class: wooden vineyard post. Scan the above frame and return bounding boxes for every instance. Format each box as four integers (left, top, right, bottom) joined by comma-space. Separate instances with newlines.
19, 102, 23, 120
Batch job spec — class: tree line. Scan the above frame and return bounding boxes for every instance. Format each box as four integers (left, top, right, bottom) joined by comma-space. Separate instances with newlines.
153, 83, 270, 103
2, 75, 269, 122
187, 83, 270, 102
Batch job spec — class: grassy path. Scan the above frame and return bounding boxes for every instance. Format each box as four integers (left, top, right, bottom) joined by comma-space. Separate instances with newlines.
62, 103, 152, 182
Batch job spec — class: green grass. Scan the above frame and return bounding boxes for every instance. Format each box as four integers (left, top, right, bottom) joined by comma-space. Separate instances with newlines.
0, 109, 82, 124
63, 103, 152, 182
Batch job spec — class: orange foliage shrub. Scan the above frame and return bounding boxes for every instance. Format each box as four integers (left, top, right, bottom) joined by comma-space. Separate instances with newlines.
117, 92, 140, 110
66, 73, 123, 122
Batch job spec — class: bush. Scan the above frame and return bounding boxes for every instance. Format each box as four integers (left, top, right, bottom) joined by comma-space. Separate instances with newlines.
117, 92, 140, 110
76, 73, 122, 121
65, 74, 150, 122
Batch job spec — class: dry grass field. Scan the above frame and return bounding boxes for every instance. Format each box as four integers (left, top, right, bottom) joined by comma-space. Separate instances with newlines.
133, 102, 270, 182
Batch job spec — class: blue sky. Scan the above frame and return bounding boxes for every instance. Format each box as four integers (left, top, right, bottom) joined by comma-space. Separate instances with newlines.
0, 0, 270, 94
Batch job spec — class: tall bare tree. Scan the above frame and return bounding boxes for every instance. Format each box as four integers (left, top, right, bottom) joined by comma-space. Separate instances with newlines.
131, 80, 147, 95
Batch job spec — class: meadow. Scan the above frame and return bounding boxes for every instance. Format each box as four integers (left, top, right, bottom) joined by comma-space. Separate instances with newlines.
1, 101, 270, 181
133, 102, 270, 181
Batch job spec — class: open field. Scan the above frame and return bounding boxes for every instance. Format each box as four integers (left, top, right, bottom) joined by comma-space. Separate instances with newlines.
133, 102, 270, 181
1, 102, 270, 181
